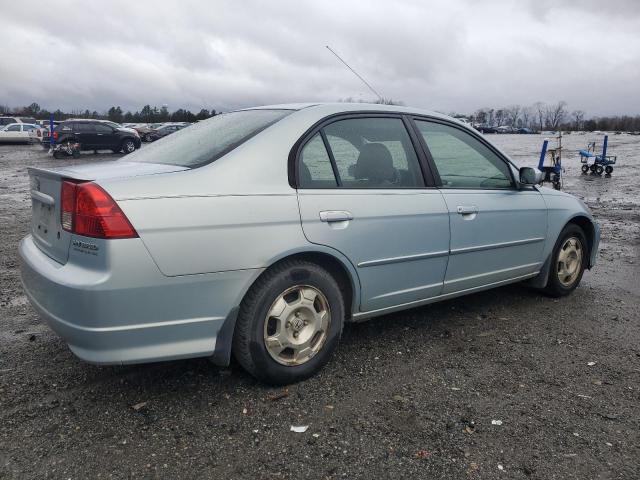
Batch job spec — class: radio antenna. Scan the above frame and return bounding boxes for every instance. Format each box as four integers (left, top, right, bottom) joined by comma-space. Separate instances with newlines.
325, 45, 383, 101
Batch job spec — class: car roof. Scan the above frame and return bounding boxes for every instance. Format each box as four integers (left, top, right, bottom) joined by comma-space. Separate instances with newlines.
238, 102, 455, 123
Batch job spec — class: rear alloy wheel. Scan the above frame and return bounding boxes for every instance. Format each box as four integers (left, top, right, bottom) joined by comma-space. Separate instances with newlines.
122, 139, 136, 154
263, 285, 331, 366
144, 133, 153, 142
232, 260, 344, 385
543, 224, 588, 297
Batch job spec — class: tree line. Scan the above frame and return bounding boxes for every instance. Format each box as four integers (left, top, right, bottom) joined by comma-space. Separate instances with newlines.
0, 103, 216, 123
3, 100, 640, 131
466, 101, 640, 132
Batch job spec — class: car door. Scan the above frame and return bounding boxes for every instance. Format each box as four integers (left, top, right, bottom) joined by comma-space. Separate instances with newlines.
94, 123, 116, 149
296, 115, 450, 313
5, 124, 23, 141
74, 122, 97, 148
412, 119, 547, 294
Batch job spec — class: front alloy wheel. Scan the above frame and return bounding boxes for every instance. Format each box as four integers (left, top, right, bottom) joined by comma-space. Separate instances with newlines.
123, 139, 136, 154
556, 237, 583, 287
543, 224, 588, 297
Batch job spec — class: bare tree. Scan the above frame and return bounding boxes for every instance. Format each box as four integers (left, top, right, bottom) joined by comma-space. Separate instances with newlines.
487, 109, 495, 126
474, 109, 488, 125
505, 105, 521, 127
495, 109, 505, 126
571, 110, 585, 130
545, 101, 568, 129
521, 107, 532, 129
534, 102, 546, 131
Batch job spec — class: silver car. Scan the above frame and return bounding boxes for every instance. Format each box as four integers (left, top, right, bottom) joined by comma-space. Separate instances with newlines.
19, 103, 600, 384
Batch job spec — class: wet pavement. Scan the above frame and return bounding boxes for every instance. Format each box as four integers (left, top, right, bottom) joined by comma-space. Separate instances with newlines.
0, 136, 638, 479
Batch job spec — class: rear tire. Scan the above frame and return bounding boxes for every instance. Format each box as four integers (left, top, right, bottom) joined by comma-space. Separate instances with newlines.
596, 165, 604, 175
581, 164, 589, 174
543, 224, 588, 297
232, 260, 345, 385
605, 165, 613, 175
144, 133, 153, 142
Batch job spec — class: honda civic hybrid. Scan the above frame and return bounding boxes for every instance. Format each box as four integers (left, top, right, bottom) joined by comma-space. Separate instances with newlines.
19, 103, 600, 384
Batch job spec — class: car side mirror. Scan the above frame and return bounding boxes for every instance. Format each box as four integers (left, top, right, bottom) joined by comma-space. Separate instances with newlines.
519, 167, 544, 186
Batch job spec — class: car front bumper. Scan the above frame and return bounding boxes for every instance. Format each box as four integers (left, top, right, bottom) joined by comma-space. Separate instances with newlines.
19, 234, 261, 365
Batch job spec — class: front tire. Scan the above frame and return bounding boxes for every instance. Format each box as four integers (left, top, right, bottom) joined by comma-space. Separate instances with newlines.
122, 139, 136, 154
232, 260, 345, 385
543, 224, 588, 297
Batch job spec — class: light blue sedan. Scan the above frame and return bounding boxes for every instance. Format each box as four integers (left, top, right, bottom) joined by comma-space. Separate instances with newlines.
19, 103, 600, 384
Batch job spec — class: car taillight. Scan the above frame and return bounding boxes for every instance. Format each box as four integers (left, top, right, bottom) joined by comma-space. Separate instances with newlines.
53, 131, 58, 140
60, 180, 138, 239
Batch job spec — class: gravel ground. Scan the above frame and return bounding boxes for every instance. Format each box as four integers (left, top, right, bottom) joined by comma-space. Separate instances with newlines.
1, 135, 639, 479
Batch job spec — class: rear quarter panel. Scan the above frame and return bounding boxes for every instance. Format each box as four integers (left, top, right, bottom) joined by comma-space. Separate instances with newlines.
118, 194, 306, 276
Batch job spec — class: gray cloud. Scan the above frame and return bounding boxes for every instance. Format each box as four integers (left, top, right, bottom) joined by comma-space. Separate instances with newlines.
1, 0, 639, 116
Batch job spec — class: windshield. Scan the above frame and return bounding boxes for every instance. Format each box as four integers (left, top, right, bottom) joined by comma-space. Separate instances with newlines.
127, 109, 292, 168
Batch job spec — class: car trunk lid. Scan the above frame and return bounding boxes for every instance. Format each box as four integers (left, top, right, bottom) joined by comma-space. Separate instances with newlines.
27, 161, 187, 264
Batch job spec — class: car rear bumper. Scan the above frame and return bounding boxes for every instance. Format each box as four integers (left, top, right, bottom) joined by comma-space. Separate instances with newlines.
19, 234, 261, 365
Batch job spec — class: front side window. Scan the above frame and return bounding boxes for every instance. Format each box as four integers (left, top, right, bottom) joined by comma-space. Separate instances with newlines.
7, 124, 21, 132
415, 120, 512, 189
130, 109, 292, 168
298, 117, 424, 189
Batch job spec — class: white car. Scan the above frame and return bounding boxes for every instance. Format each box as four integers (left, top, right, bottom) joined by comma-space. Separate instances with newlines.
0, 123, 42, 143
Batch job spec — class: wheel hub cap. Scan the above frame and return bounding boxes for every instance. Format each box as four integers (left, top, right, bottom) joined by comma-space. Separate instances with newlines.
263, 285, 331, 366
557, 237, 583, 287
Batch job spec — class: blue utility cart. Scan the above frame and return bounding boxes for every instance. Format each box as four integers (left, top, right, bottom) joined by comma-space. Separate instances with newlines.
579, 135, 617, 175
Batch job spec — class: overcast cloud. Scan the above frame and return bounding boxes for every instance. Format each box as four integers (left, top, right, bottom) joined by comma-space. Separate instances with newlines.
1, 0, 639, 116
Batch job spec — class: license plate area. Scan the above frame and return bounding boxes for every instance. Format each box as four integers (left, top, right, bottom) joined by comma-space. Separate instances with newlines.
32, 199, 56, 245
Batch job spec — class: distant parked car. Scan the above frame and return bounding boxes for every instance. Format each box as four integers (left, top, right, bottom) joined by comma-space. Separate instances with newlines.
517, 128, 534, 134
147, 123, 186, 141
52, 119, 141, 154
0, 116, 38, 128
0, 123, 40, 143
476, 125, 498, 134
19, 103, 600, 384
129, 124, 156, 142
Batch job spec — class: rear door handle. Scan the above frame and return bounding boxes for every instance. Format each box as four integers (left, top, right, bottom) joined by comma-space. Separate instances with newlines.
319, 210, 353, 222
456, 205, 478, 215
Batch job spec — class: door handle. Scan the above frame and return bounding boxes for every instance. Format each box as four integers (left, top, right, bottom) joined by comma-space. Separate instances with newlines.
456, 205, 478, 215
319, 210, 353, 222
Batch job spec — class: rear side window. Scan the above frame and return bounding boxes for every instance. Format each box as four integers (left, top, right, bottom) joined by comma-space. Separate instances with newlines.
7, 124, 21, 132
94, 124, 113, 134
297, 117, 425, 189
299, 134, 337, 188
129, 109, 292, 168
77, 123, 94, 133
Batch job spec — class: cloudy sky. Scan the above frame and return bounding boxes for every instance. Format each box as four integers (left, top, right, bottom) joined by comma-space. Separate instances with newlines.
1, 0, 639, 116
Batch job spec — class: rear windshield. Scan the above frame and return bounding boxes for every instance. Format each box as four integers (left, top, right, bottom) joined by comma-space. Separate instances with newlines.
127, 109, 292, 168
